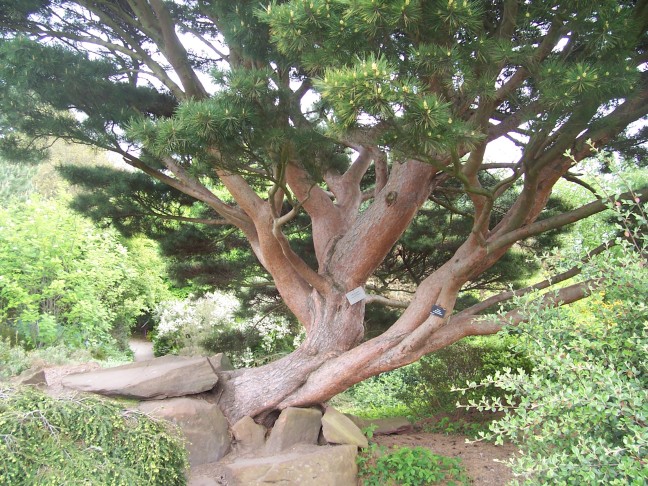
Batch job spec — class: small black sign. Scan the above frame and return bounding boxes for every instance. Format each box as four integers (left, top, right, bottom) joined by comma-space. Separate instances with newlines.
430, 305, 446, 318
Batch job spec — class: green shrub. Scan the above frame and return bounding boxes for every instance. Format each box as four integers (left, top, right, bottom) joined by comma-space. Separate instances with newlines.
0, 198, 170, 351
357, 444, 470, 486
199, 326, 263, 356
0, 338, 29, 378
399, 336, 532, 415
0, 385, 188, 485
333, 364, 418, 418
152, 329, 183, 357
459, 210, 648, 484
332, 335, 530, 418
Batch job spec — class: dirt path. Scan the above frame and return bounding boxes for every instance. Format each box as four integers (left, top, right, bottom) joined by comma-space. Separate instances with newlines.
128, 338, 155, 362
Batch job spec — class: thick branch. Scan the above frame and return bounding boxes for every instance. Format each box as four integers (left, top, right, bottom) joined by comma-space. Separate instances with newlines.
272, 230, 331, 295
365, 294, 409, 309
445, 279, 602, 341
75, 0, 187, 98
487, 188, 648, 253
456, 240, 614, 318
285, 164, 343, 266
117, 151, 252, 229
374, 151, 388, 194
328, 160, 439, 287
148, 0, 207, 97
341, 145, 376, 187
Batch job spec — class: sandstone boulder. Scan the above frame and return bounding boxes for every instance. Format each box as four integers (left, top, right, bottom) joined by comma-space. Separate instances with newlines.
208, 353, 234, 371
61, 355, 218, 399
139, 397, 230, 466
347, 415, 413, 435
265, 407, 322, 454
321, 406, 368, 448
17, 368, 47, 386
224, 444, 357, 486
232, 416, 266, 453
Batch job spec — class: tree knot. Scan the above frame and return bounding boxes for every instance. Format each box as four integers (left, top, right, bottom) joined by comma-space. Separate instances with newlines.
385, 191, 398, 206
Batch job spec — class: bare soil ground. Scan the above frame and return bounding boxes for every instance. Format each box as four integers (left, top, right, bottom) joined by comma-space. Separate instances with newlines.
128, 338, 155, 362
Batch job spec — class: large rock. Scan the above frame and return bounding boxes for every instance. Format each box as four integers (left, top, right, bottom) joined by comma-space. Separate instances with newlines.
17, 367, 47, 386
265, 407, 322, 454
139, 397, 230, 466
61, 355, 218, 399
321, 406, 368, 448
224, 444, 358, 486
347, 415, 413, 435
207, 353, 234, 371
232, 416, 266, 453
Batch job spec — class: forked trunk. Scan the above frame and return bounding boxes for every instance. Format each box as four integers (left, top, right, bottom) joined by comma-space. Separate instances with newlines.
215, 244, 479, 425
215, 291, 365, 424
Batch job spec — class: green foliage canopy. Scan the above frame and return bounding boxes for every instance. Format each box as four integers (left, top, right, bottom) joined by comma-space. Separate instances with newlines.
0, 1, 643, 295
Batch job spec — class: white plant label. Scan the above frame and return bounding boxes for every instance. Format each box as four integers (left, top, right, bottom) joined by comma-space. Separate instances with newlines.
346, 286, 367, 305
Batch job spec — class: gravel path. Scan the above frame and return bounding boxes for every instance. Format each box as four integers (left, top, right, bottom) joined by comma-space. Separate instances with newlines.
128, 338, 155, 362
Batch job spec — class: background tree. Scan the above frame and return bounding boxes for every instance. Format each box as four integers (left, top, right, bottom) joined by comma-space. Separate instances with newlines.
0, 0, 646, 422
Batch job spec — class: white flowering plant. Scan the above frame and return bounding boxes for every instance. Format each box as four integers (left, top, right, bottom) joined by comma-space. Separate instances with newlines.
152, 291, 301, 365
152, 291, 239, 356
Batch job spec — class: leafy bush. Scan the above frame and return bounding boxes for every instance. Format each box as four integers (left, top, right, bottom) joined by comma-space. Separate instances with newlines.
333, 364, 418, 418
334, 334, 530, 418
459, 199, 648, 484
357, 444, 469, 486
0, 338, 30, 379
0, 197, 170, 351
401, 336, 532, 414
0, 386, 188, 484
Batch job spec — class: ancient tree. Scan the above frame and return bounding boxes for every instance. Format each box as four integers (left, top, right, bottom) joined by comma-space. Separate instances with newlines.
0, 0, 647, 422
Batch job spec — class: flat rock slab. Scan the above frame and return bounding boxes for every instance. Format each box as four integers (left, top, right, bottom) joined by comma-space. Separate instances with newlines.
224, 444, 358, 486
265, 407, 322, 454
347, 415, 413, 435
321, 406, 368, 448
139, 397, 230, 466
61, 355, 218, 399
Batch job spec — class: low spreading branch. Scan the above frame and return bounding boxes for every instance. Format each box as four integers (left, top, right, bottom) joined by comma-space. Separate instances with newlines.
487, 188, 648, 253
365, 294, 410, 309
455, 239, 615, 318
447, 278, 602, 339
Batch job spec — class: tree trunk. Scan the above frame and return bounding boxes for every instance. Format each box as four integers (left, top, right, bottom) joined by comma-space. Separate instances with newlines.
215, 291, 366, 424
